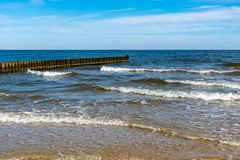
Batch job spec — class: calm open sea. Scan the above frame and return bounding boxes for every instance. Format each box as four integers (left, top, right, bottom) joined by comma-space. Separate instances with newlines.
0, 50, 240, 159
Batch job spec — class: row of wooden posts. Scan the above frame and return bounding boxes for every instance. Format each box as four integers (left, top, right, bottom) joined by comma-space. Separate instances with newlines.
0, 55, 129, 74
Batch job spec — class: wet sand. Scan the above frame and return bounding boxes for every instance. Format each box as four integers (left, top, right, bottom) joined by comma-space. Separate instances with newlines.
0, 124, 239, 160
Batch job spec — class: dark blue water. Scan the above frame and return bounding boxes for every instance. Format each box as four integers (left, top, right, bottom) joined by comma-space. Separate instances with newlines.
0, 50, 240, 159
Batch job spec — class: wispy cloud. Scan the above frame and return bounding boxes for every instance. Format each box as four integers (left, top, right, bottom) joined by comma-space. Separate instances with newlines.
63, 8, 137, 20
104, 8, 136, 13
191, 5, 222, 10
0, 6, 240, 49
1, 6, 240, 33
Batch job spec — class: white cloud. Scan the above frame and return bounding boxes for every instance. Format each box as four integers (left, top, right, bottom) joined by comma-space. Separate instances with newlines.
102, 7, 240, 25
1, 6, 240, 33
0, 6, 240, 49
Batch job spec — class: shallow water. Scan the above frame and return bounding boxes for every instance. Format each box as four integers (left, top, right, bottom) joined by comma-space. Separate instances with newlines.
0, 50, 240, 159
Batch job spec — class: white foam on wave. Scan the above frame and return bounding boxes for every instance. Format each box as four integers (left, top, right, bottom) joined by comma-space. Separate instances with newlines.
0, 112, 128, 127
27, 69, 71, 77
0, 112, 239, 147
186, 69, 239, 74
103, 86, 240, 101
101, 66, 239, 74
165, 79, 240, 90
0, 92, 10, 97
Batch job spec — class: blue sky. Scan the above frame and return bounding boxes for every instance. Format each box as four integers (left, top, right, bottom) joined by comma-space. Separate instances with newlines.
0, 0, 240, 49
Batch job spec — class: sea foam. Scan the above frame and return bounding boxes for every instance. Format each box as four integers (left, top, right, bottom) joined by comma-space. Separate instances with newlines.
0, 92, 10, 97
27, 69, 71, 77
103, 86, 240, 101
0, 112, 128, 127
101, 66, 239, 74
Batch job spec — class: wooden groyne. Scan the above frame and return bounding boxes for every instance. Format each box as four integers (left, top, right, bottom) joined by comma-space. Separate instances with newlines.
223, 63, 240, 68
0, 55, 129, 74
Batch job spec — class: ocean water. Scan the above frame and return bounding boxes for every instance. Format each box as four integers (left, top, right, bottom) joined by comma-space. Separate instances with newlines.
0, 50, 240, 159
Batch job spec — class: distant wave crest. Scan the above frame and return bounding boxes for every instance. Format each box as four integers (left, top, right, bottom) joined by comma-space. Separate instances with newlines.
103, 86, 240, 101
101, 66, 239, 74
0, 112, 239, 147
27, 69, 72, 77
133, 78, 240, 89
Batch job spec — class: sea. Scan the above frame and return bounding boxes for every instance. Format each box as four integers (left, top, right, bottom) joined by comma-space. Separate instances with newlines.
0, 50, 240, 159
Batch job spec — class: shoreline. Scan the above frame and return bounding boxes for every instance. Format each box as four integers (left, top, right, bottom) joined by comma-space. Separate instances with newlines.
0, 124, 239, 160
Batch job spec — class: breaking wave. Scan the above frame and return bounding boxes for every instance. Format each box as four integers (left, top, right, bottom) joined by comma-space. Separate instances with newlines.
103, 86, 240, 101
0, 112, 128, 127
0, 92, 10, 97
27, 69, 72, 77
101, 66, 239, 74
0, 112, 239, 147
133, 78, 240, 89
